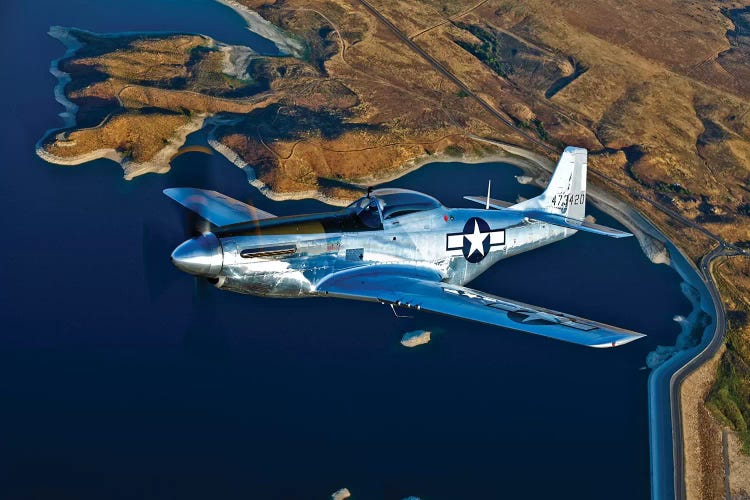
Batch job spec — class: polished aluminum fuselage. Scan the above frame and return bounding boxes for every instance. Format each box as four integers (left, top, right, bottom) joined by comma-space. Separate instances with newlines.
212, 207, 572, 297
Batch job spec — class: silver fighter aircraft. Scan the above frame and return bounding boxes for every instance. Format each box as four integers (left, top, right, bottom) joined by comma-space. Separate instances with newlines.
165, 146, 645, 348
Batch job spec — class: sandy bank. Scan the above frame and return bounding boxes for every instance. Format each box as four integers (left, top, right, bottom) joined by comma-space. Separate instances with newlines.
215, 0, 304, 57
219, 43, 256, 81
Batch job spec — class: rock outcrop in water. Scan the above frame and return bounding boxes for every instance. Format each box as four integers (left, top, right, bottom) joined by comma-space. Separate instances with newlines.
401, 330, 431, 348
330, 487, 351, 500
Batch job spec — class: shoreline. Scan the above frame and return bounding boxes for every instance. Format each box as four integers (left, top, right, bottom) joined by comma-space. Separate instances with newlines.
215, 0, 305, 58
46, 26, 82, 130
37, 104, 207, 180
205, 117, 358, 206
38, 26, 234, 180
38, 5, 302, 181
32, 4, 726, 497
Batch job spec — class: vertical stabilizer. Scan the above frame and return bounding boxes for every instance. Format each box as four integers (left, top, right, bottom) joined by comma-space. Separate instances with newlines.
513, 146, 587, 220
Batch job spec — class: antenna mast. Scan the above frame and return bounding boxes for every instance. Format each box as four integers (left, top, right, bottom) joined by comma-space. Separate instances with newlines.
485, 180, 492, 210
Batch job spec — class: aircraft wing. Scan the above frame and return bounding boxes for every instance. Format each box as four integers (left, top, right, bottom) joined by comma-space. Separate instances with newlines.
164, 188, 275, 226
316, 265, 645, 348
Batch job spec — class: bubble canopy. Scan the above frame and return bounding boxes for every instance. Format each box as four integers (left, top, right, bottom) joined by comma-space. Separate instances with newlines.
349, 188, 442, 221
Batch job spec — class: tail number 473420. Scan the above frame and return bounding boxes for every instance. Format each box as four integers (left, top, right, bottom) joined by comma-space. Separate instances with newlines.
551, 193, 585, 210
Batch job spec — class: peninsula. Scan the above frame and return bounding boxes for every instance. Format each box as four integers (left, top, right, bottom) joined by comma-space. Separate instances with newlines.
37, 1, 750, 496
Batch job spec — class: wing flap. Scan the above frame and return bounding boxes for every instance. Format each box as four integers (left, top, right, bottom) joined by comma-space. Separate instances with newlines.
164, 188, 275, 227
317, 266, 645, 348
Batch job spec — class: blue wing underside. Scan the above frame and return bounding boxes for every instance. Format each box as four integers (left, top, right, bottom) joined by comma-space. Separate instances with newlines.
317, 265, 645, 348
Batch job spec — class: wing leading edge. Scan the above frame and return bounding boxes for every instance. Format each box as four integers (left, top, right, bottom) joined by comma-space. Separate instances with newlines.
316, 265, 645, 348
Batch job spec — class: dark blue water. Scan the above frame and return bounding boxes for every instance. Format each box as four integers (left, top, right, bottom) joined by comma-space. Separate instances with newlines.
0, 1, 688, 498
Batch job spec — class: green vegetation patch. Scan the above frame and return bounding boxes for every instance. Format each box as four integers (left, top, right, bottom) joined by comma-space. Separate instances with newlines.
443, 145, 466, 157
708, 275, 750, 454
707, 333, 750, 453
454, 23, 514, 78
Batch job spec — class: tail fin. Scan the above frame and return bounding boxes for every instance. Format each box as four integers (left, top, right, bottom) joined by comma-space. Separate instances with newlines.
513, 146, 587, 219
509, 147, 632, 238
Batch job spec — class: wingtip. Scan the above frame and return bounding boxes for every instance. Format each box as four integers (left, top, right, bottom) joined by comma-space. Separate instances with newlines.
613, 231, 635, 239
590, 332, 646, 348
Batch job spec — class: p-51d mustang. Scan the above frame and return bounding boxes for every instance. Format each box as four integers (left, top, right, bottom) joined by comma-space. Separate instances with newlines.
165, 146, 645, 348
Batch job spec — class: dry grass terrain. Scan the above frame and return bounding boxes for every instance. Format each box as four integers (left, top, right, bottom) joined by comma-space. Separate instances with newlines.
211, 0, 507, 197
45, 112, 194, 163
214, 0, 750, 258
43, 4, 750, 258
38, 0, 750, 488
39, 30, 280, 167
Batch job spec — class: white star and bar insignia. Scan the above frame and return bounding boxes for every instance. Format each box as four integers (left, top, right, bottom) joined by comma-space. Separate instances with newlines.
446, 217, 505, 263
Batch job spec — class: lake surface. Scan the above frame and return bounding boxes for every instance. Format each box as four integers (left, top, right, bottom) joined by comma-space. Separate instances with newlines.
0, 1, 690, 498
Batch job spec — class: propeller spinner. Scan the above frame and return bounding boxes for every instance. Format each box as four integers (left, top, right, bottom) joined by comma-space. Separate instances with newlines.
171, 233, 223, 278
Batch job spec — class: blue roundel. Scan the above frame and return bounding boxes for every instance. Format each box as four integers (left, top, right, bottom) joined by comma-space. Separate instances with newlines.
462, 217, 491, 263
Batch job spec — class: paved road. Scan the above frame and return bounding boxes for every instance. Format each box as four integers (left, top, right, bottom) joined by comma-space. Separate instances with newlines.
356, 3, 745, 498
670, 244, 737, 499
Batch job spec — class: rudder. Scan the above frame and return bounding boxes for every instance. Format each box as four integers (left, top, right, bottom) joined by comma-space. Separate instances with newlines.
535, 146, 587, 220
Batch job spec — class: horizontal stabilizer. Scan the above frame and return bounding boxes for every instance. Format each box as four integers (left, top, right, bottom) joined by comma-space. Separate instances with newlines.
522, 210, 632, 238
463, 195, 514, 210
164, 188, 275, 227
